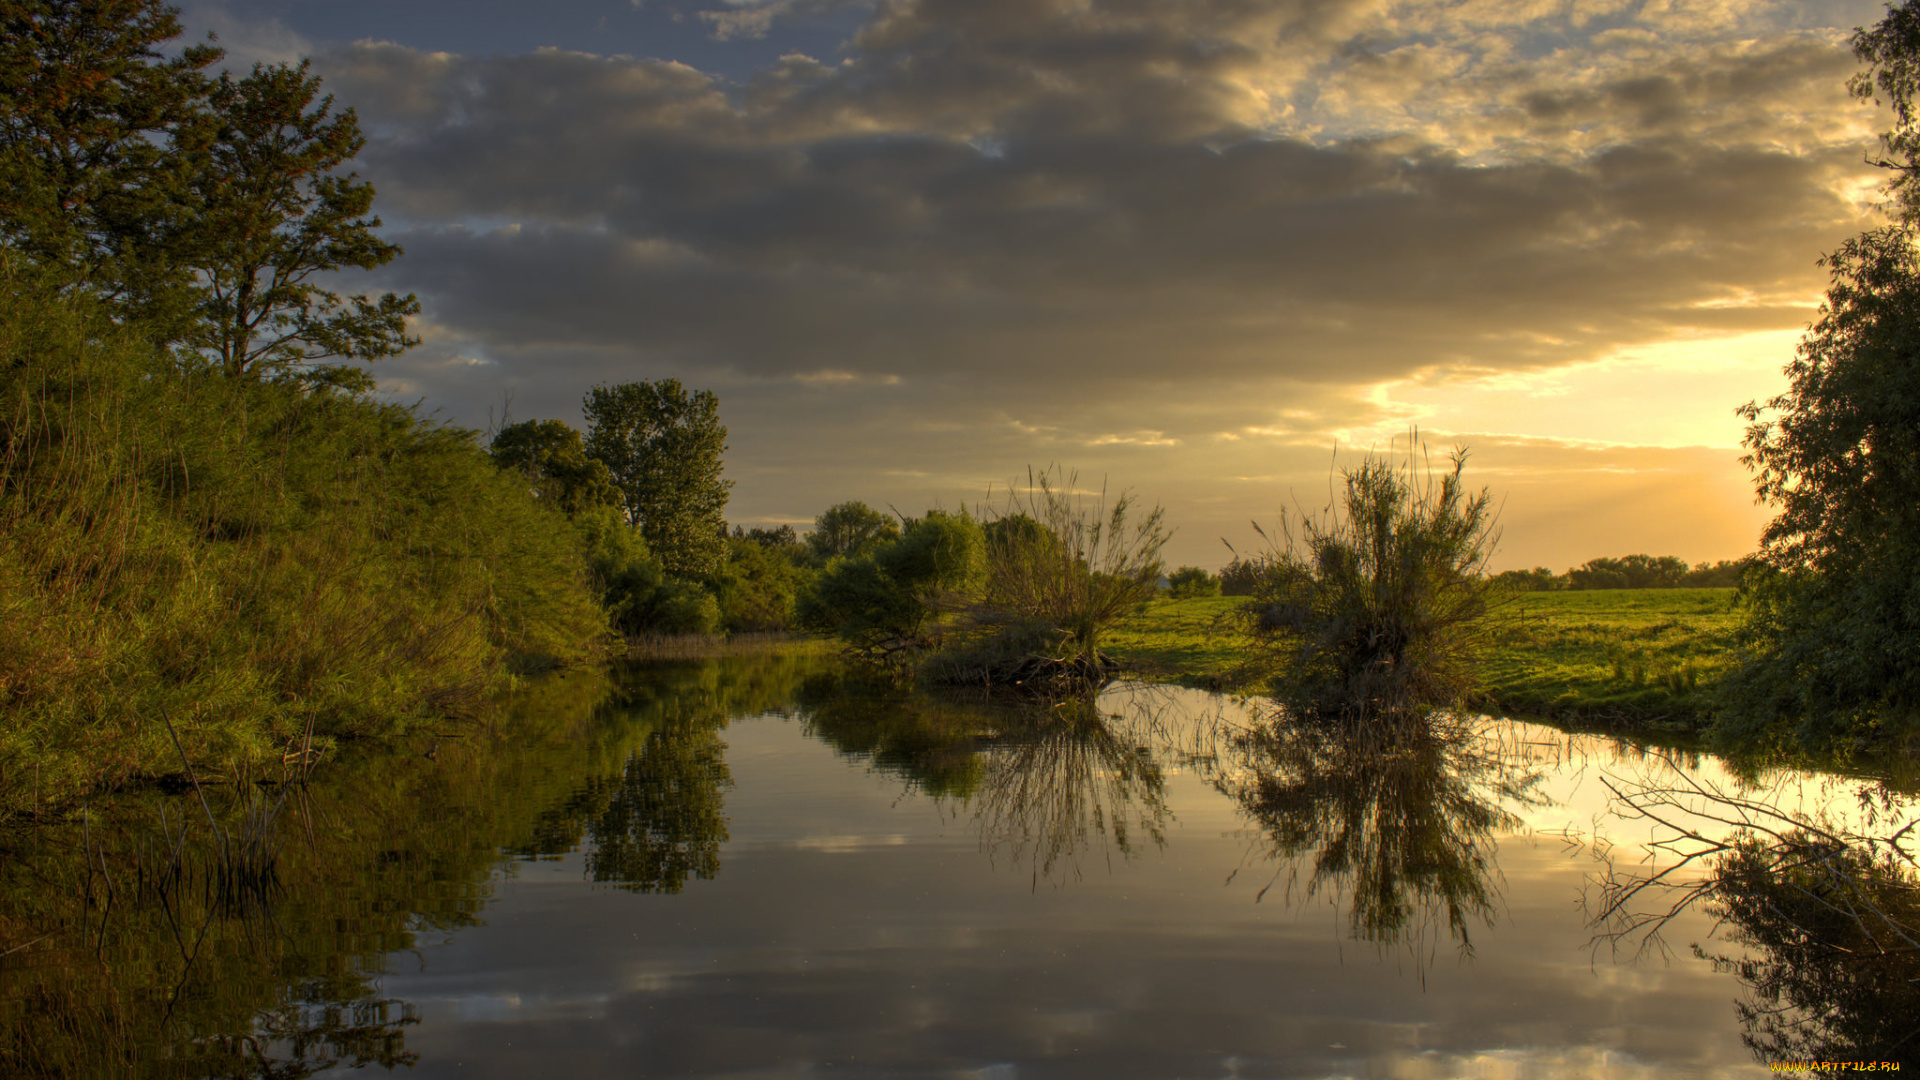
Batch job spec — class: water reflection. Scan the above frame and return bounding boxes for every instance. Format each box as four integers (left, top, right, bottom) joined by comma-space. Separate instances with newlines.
794, 674, 1180, 885
6, 656, 1915, 1077
1592, 763, 1920, 1064
1216, 711, 1546, 963
0, 654, 810, 1077
971, 695, 1173, 887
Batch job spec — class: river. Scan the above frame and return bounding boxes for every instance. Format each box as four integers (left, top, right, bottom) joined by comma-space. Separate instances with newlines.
1, 653, 1912, 1077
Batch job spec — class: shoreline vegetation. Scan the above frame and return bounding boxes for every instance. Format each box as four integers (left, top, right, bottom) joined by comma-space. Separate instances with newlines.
8, 0, 1920, 830
1102, 589, 1742, 733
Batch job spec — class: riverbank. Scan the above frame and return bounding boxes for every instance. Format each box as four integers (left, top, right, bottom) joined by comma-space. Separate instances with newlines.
1103, 588, 1742, 732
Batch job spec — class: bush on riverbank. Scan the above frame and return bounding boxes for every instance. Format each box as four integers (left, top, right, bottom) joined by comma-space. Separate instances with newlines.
0, 278, 607, 818
1238, 448, 1501, 725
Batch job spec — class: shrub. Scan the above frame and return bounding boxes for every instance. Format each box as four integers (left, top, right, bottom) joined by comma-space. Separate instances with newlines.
708, 535, 808, 633
1241, 446, 1500, 725
1168, 565, 1220, 599
929, 468, 1168, 690
1218, 556, 1262, 596
795, 510, 985, 660
0, 277, 606, 816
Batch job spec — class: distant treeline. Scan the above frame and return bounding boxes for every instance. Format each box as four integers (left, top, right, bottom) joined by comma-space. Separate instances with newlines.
1207, 553, 1752, 596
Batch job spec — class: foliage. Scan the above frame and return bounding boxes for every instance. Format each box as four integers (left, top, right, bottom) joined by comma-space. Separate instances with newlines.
1726, 228, 1920, 747
740, 522, 802, 550
1167, 565, 1220, 599
795, 509, 985, 661
1492, 566, 1560, 592
1218, 556, 1262, 596
0, 0, 221, 328
575, 506, 719, 636
490, 417, 620, 517
583, 378, 731, 579
708, 534, 808, 633
1219, 711, 1538, 961
1494, 557, 1748, 592
0, 276, 606, 817
1241, 447, 1500, 725
1852, 0, 1920, 223
180, 60, 418, 377
0, 8, 415, 373
948, 468, 1169, 681
1566, 554, 1690, 590
807, 500, 900, 560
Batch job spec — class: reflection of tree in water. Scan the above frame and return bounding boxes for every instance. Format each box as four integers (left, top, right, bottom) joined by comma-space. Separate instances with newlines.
583, 724, 731, 892
793, 670, 997, 798
515, 720, 732, 893
973, 695, 1174, 888
794, 673, 1180, 885
1592, 768, 1920, 1064
1218, 712, 1542, 961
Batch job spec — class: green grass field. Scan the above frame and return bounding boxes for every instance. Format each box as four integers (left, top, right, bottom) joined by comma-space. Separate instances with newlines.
1106, 588, 1743, 729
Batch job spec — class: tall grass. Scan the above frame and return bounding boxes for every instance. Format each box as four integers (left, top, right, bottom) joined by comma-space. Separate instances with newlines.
1240, 444, 1500, 726
0, 269, 606, 818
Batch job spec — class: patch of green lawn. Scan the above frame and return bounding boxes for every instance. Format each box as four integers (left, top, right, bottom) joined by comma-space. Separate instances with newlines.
1478, 588, 1742, 726
1104, 595, 1262, 689
1106, 588, 1743, 729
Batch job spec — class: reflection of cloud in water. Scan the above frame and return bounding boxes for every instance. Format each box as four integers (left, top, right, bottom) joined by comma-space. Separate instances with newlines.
793, 833, 911, 853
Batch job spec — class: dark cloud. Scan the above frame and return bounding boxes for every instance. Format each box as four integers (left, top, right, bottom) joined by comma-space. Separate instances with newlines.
291, 0, 1881, 563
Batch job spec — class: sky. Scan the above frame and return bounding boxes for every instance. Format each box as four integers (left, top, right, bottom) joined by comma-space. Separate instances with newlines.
179, 0, 1896, 571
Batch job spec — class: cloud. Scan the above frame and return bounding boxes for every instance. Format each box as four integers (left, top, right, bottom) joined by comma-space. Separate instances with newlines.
289, 0, 1885, 565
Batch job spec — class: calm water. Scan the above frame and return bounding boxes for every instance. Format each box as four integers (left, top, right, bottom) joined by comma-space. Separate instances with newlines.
1, 655, 1913, 1077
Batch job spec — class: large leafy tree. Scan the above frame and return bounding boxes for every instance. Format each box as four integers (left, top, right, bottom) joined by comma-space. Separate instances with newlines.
1720, 2, 1920, 745
181, 61, 418, 378
582, 379, 732, 578
1730, 229, 1920, 742
0, 3, 416, 378
0, 0, 220, 323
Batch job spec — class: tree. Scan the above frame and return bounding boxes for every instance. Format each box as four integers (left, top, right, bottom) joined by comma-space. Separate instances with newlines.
796, 509, 985, 660
179, 61, 417, 378
0, 0, 221, 324
1728, 228, 1920, 743
489, 419, 620, 518
1853, 0, 1920, 223
582, 379, 732, 578
807, 500, 899, 560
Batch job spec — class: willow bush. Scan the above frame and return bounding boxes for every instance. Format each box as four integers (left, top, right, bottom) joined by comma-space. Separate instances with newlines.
0, 273, 606, 818
926, 467, 1168, 690
1240, 446, 1500, 726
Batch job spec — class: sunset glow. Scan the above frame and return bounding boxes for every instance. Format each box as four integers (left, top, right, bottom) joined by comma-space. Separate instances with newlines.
186, 0, 1895, 569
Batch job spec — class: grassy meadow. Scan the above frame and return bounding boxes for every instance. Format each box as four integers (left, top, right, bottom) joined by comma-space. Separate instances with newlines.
1106, 587, 1743, 730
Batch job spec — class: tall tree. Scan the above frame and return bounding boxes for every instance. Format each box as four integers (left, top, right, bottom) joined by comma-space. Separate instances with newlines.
583, 379, 731, 578
1729, 229, 1920, 741
180, 60, 418, 378
1718, 2, 1920, 745
0, 0, 220, 323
